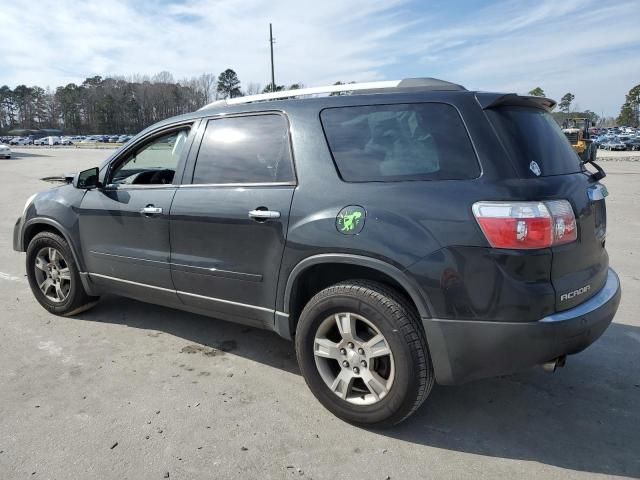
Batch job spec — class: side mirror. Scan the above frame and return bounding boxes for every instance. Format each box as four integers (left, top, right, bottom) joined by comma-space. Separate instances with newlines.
73, 167, 100, 189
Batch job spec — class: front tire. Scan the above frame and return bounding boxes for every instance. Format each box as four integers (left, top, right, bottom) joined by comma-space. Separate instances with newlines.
26, 231, 98, 315
295, 281, 434, 427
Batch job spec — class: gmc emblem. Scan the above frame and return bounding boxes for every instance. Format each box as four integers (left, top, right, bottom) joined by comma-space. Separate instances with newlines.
560, 285, 591, 302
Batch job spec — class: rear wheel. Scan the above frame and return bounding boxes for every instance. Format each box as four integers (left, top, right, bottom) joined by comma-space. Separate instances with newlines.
295, 280, 434, 427
26, 231, 98, 315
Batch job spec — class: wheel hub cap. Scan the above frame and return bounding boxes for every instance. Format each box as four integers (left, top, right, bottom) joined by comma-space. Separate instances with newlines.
345, 348, 362, 370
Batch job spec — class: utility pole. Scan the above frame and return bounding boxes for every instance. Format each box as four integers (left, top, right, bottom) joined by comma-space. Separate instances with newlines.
269, 23, 275, 92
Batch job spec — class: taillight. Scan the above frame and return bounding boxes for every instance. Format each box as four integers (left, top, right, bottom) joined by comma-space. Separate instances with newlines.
472, 200, 577, 249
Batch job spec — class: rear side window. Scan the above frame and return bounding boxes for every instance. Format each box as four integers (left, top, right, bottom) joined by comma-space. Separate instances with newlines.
193, 114, 294, 184
487, 106, 582, 177
320, 103, 479, 182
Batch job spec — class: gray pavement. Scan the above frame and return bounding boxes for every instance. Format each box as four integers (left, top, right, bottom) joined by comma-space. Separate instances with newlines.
0, 148, 638, 479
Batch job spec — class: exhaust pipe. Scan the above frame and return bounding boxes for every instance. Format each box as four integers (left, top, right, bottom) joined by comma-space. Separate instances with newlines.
542, 355, 566, 373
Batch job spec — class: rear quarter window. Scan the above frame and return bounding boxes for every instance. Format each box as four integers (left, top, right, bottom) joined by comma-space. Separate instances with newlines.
320, 103, 480, 182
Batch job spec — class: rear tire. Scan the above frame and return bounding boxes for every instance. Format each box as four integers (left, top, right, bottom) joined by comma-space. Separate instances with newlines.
26, 231, 98, 316
295, 280, 434, 427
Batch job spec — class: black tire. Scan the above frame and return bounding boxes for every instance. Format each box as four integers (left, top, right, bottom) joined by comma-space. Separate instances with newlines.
26, 231, 98, 316
295, 280, 434, 427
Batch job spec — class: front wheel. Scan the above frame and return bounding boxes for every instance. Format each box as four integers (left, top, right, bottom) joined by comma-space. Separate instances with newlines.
295, 281, 434, 427
26, 231, 98, 315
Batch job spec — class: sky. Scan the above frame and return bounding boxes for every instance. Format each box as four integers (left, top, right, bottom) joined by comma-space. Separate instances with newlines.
1, 0, 639, 116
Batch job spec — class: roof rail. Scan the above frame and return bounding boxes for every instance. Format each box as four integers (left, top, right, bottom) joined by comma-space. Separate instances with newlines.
198, 77, 466, 110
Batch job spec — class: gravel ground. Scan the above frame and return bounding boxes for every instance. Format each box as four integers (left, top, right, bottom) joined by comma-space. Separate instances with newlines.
596, 149, 640, 162
0, 148, 639, 479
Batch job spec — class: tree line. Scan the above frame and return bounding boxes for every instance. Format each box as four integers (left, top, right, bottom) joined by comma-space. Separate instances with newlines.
528, 85, 640, 128
0, 69, 303, 135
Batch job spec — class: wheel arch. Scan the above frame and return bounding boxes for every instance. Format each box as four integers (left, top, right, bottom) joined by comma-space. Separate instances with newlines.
279, 254, 432, 339
23, 218, 85, 272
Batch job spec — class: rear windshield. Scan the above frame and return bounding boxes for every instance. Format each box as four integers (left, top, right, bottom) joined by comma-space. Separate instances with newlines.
320, 103, 479, 182
487, 106, 582, 177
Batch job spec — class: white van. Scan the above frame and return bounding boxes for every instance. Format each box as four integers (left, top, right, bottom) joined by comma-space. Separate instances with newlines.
34, 136, 61, 146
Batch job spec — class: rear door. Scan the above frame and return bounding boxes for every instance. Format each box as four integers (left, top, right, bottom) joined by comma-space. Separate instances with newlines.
169, 112, 296, 327
487, 105, 608, 310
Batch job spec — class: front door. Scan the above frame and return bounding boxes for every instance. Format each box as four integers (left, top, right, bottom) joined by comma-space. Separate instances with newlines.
79, 124, 195, 305
169, 113, 296, 327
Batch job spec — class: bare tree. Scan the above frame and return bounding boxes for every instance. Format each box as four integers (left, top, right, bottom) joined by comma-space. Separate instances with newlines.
197, 73, 217, 104
245, 82, 262, 95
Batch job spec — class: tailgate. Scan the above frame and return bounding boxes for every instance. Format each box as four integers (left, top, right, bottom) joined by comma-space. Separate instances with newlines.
485, 104, 610, 312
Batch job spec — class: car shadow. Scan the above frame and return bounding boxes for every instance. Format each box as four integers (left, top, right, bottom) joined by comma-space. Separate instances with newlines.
5, 150, 53, 159
76, 296, 639, 477
78, 294, 299, 374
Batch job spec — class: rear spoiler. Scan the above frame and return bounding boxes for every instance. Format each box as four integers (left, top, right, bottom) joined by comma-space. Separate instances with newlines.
476, 93, 557, 111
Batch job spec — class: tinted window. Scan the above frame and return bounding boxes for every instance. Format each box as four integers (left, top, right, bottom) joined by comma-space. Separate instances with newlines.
320, 103, 479, 182
487, 106, 582, 177
193, 114, 294, 184
110, 128, 190, 185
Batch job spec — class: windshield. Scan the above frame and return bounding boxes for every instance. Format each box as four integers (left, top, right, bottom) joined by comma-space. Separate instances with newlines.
487, 106, 582, 177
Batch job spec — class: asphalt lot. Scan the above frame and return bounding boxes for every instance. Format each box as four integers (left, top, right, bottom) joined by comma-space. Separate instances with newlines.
1, 148, 639, 479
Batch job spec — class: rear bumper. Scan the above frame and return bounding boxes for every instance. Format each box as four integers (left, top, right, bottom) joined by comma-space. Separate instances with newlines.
423, 268, 621, 385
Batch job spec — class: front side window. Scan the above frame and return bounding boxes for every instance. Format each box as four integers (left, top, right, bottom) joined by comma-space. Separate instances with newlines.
192, 114, 294, 184
109, 127, 191, 186
321, 103, 479, 182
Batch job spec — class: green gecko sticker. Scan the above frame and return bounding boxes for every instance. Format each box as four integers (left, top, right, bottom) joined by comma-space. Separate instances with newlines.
336, 206, 366, 235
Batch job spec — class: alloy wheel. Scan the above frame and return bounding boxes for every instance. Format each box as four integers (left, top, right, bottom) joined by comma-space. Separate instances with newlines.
313, 312, 395, 405
34, 247, 71, 303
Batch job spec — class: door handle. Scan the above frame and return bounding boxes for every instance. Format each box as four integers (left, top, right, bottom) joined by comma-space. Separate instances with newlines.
140, 206, 163, 215
248, 209, 281, 220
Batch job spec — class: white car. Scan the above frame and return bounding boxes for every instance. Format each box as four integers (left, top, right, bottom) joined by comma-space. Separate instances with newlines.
0, 144, 11, 158
9, 137, 32, 146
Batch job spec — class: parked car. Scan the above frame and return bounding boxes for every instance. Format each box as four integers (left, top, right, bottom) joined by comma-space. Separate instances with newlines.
9, 137, 32, 146
623, 138, 640, 151
601, 139, 627, 151
13, 78, 621, 426
591, 136, 604, 148
0, 143, 11, 158
34, 136, 61, 146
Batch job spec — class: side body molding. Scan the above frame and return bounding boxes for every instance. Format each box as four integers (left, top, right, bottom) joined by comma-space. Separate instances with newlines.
278, 253, 433, 339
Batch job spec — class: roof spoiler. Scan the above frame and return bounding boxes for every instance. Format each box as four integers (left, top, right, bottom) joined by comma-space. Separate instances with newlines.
476, 93, 557, 111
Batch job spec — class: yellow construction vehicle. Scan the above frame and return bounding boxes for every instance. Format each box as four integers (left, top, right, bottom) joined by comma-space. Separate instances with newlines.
562, 117, 597, 163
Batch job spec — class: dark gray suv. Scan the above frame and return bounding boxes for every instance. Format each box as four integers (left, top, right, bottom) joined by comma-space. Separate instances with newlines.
13, 78, 621, 426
